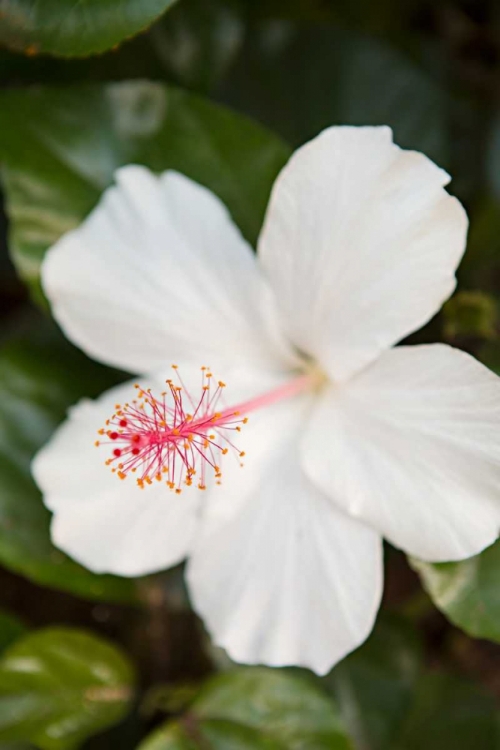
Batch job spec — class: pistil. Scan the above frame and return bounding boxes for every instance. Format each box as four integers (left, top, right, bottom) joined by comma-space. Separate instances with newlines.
95, 366, 313, 492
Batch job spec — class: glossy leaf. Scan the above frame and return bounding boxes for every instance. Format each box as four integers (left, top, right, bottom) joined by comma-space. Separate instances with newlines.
219, 22, 448, 164
0, 0, 179, 58
192, 667, 352, 749
139, 667, 352, 749
0, 324, 135, 601
139, 719, 281, 750
325, 614, 423, 750
392, 673, 498, 750
0, 628, 134, 750
413, 540, 500, 643
0, 81, 290, 298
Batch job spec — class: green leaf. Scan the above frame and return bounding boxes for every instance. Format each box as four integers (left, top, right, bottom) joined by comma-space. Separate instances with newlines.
325, 614, 423, 750
219, 22, 448, 164
0, 0, 179, 57
392, 673, 498, 750
0, 323, 136, 602
0, 81, 290, 298
139, 719, 282, 750
0, 627, 134, 750
192, 667, 352, 749
412, 540, 500, 643
442, 291, 498, 342
150, 0, 244, 93
458, 196, 500, 291
0, 613, 26, 656
139, 668, 352, 750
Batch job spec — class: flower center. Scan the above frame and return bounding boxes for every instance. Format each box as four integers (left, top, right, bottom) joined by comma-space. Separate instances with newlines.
95, 365, 313, 492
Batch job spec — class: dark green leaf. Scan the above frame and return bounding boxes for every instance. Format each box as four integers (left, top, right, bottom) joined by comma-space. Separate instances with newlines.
0, 628, 134, 750
325, 614, 423, 750
139, 718, 281, 750
458, 196, 500, 290
0, 323, 135, 602
392, 673, 498, 750
442, 291, 498, 342
412, 540, 500, 643
150, 0, 244, 93
0, 613, 26, 656
138, 668, 352, 749
0, 81, 290, 298
192, 667, 352, 750
219, 22, 448, 164
0, 0, 179, 57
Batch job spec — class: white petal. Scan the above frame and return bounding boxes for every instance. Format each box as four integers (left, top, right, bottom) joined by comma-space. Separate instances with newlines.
187, 394, 383, 675
258, 126, 468, 382
303, 344, 500, 562
42, 166, 295, 376
32, 378, 199, 577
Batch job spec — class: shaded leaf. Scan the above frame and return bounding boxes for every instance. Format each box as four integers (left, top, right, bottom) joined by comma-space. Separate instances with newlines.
0, 322, 135, 601
0, 628, 134, 750
0, 0, 179, 57
325, 614, 423, 750
458, 196, 500, 291
139, 718, 281, 750
442, 291, 498, 342
0, 613, 26, 656
0, 81, 290, 299
150, 0, 244, 93
192, 667, 352, 749
219, 22, 448, 164
392, 673, 497, 750
139, 667, 352, 749
412, 541, 500, 644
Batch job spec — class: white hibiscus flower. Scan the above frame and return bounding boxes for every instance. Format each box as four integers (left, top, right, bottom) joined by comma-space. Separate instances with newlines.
32, 126, 500, 676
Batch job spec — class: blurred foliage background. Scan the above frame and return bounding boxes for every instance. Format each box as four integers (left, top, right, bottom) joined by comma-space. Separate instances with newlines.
1, 0, 500, 747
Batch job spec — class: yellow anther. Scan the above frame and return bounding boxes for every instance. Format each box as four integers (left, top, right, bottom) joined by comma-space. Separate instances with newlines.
118, 471, 126, 480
